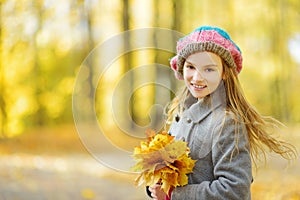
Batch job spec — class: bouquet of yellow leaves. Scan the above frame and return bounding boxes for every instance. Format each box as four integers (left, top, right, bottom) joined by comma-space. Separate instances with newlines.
131, 129, 196, 195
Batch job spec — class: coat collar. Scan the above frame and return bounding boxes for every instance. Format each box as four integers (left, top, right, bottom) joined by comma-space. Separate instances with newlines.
185, 81, 227, 123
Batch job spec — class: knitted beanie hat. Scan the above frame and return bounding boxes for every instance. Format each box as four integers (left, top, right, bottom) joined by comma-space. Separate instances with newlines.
170, 26, 242, 80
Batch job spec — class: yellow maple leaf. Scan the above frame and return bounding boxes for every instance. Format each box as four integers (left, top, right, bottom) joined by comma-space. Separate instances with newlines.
149, 132, 174, 150
131, 129, 197, 195
164, 140, 187, 160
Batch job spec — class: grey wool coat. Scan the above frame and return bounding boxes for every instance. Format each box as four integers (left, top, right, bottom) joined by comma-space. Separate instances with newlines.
168, 82, 252, 200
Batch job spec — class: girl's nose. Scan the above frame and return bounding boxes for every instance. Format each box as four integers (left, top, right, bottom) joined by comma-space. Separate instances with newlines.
192, 70, 204, 81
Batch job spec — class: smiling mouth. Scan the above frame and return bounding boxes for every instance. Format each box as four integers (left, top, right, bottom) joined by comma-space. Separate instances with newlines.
192, 83, 206, 89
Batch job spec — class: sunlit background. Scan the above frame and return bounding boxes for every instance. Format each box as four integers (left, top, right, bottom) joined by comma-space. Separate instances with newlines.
0, 0, 300, 199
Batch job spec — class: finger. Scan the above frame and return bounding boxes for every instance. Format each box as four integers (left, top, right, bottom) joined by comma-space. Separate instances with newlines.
151, 192, 157, 198
153, 184, 162, 189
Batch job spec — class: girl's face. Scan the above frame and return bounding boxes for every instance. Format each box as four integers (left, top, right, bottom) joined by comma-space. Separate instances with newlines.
183, 51, 223, 99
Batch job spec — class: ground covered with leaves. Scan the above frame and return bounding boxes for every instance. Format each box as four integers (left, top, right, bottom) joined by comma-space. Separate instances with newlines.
0, 124, 299, 200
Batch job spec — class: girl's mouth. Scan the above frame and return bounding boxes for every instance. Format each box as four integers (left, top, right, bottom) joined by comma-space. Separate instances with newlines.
192, 83, 206, 89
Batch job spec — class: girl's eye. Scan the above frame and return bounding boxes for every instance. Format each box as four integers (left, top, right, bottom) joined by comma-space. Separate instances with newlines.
185, 65, 195, 69
205, 68, 215, 72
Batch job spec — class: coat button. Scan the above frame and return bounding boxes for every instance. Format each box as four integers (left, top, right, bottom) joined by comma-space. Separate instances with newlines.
175, 115, 180, 122
186, 118, 192, 123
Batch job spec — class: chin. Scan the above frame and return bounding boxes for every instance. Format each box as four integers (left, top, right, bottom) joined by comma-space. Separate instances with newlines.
191, 94, 206, 99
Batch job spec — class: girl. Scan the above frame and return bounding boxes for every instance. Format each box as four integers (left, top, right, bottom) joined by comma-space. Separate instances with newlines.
148, 26, 296, 200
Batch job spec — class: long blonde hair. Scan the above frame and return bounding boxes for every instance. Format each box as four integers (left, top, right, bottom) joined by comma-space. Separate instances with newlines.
166, 61, 297, 163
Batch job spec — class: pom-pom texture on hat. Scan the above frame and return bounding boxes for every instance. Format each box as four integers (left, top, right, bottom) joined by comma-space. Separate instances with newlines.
170, 26, 242, 80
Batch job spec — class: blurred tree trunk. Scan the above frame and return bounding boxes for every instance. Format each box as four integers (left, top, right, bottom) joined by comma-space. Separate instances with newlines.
172, 0, 182, 32
32, 1, 46, 126
147, 0, 183, 131
0, 0, 7, 137
84, 1, 95, 103
122, 0, 135, 129
75, 0, 96, 123
277, 0, 289, 122
269, 0, 289, 122
170, 0, 183, 97
152, 0, 162, 129
151, 0, 177, 130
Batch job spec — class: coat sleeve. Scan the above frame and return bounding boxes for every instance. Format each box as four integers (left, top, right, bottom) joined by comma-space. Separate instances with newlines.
171, 115, 252, 200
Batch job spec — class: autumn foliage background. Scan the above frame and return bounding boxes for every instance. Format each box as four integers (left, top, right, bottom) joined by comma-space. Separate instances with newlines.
0, 0, 300, 199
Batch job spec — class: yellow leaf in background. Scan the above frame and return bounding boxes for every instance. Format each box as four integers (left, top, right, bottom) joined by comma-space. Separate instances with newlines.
81, 188, 95, 199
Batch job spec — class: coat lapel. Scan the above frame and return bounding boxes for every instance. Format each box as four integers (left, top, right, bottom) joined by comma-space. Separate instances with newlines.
187, 81, 227, 123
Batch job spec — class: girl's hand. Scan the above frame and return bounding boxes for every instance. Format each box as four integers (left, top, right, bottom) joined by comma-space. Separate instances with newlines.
148, 183, 167, 200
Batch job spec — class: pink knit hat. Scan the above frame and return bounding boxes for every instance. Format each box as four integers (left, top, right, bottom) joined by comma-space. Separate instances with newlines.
170, 26, 243, 80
